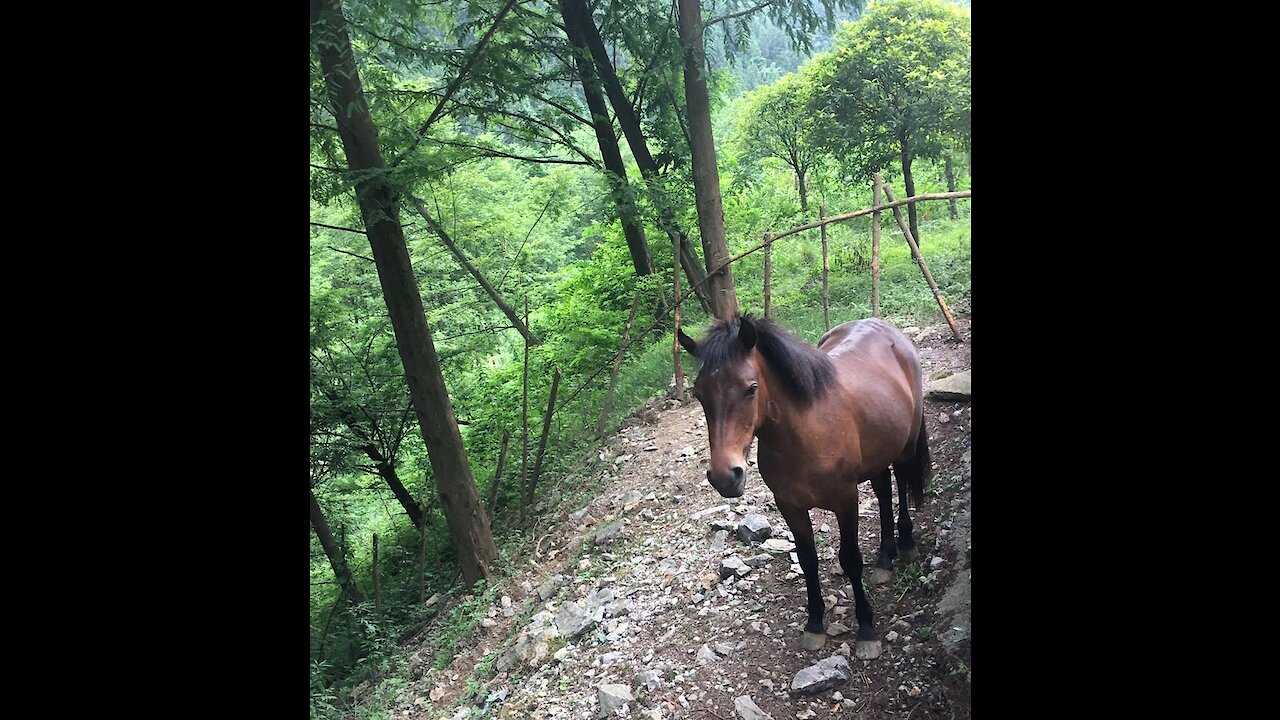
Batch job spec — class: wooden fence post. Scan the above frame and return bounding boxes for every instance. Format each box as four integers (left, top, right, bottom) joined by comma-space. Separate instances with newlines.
672, 232, 686, 401
882, 182, 963, 342
872, 176, 882, 318
820, 206, 830, 330
487, 429, 510, 524
529, 370, 561, 509
520, 297, 530, 527
763, 234, 773, 319
600, 290, 642, 436
372, 533, 381, 616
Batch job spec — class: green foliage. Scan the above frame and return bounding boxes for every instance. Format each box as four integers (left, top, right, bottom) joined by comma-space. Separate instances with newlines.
311, 0, 970, 712
807, 0, 971, 178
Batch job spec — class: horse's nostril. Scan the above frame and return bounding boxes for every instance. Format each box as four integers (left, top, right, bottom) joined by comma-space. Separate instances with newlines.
732, 466, 745, 481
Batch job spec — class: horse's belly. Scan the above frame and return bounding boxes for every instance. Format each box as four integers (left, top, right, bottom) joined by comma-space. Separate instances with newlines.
758, 454, 864, 512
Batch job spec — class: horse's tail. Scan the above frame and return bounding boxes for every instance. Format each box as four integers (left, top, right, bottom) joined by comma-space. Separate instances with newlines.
905, 415, 931, 508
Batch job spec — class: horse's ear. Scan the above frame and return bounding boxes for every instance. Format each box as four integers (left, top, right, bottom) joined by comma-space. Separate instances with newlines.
677, 328, 699, 356
738, 315, 757, 351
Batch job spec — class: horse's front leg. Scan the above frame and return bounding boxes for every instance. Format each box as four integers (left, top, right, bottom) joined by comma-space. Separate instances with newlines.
836, 505, 882, 659
777, 500, 827, 651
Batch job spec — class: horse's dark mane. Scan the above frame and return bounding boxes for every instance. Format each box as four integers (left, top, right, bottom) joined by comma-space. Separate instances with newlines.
694, 314, 835, 404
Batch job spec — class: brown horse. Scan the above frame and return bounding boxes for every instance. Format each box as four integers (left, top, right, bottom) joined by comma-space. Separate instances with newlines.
678, 314, 931, 659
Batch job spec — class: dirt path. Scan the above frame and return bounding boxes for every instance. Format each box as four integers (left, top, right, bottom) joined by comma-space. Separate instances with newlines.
399, 317, 971, 720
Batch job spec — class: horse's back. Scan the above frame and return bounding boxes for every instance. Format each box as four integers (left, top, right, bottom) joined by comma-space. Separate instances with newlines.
818, 318, 924, 440
818, 318, 919, 373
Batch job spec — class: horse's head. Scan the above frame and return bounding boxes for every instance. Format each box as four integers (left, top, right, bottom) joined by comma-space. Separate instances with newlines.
677, 315, 764, 498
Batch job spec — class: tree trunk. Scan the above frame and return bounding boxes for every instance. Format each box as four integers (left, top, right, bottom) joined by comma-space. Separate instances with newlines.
900, 135, 919, 247
678, 0, 737, 319
675, 231, 713, 314
945, 155, 958, 220
313, 0, 497, 586
310, 487, 364, 606
559, 0, 655, 278
410, 198, 541, 344
797, 165, 809, 214
364, 443, 424, 528
565, 0, 712, 313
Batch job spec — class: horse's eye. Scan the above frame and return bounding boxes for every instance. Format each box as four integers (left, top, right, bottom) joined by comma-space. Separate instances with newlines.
746, 383, 757, 398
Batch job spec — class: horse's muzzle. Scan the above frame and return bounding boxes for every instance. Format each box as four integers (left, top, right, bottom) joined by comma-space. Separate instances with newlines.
707, 465, 746, 498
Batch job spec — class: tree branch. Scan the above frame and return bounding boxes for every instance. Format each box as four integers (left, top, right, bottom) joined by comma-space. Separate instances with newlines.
328, 246, 375, 263
705, 0, 777, 28
431, 139, 594, 165
392, 0, 522, 166
311, 222, 367, 235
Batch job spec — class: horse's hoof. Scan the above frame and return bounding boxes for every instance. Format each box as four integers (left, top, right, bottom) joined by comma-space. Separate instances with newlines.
898, 545, 919, 562
868, 567, 893, 585
800, 632, 827, 650
855, 640, 882, 660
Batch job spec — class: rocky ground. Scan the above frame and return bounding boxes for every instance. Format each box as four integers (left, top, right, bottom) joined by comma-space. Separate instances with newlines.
386, 317, 971, 720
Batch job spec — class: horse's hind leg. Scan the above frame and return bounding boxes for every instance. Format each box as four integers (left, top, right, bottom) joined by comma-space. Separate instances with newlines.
895, 472, 919, 562
836, 505, 881, 659
892, 418, 932, 562
869, 468, 896, 585
777, 500, 827, 651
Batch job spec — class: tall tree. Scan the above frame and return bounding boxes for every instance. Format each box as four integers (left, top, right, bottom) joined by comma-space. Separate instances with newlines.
559, 0, 656, 278
562, 0, 714, 314
311, 0, 498, 586
677, 0, 738, 318
310, 486, 364, 606
809, 0, 971, 245
734, 71, 821, 214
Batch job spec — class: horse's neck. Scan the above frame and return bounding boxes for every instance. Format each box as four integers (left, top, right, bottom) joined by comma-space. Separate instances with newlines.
754, 361, 811, 450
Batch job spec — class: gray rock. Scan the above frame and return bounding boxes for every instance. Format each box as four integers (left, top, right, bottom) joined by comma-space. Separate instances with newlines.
595, 521, 625, 545
555, 601, 596, 638
584, 587, 615, 613
537, 571, 563, 599
691, 593, 705, 604
691, 503, 730, 519
737, 514, 773, 543
926, 369, 971, 401
744, 553, 773, 568
636, 669, 662, 692
930, 556, 944, 569
597, 684, 635, 718
734, 695, 774, 720
720, 555, 751, 580
571, 507, 593, 525
761, 538, 795, 554
886, 630, 900, 643
710, 529, 727, 553
789, 655, 852, 697
713, 642, 735, 656
826, 622, 849, 636
619, 490, 644, 511
696, 644, 718, 664
496, 627, 557, 672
